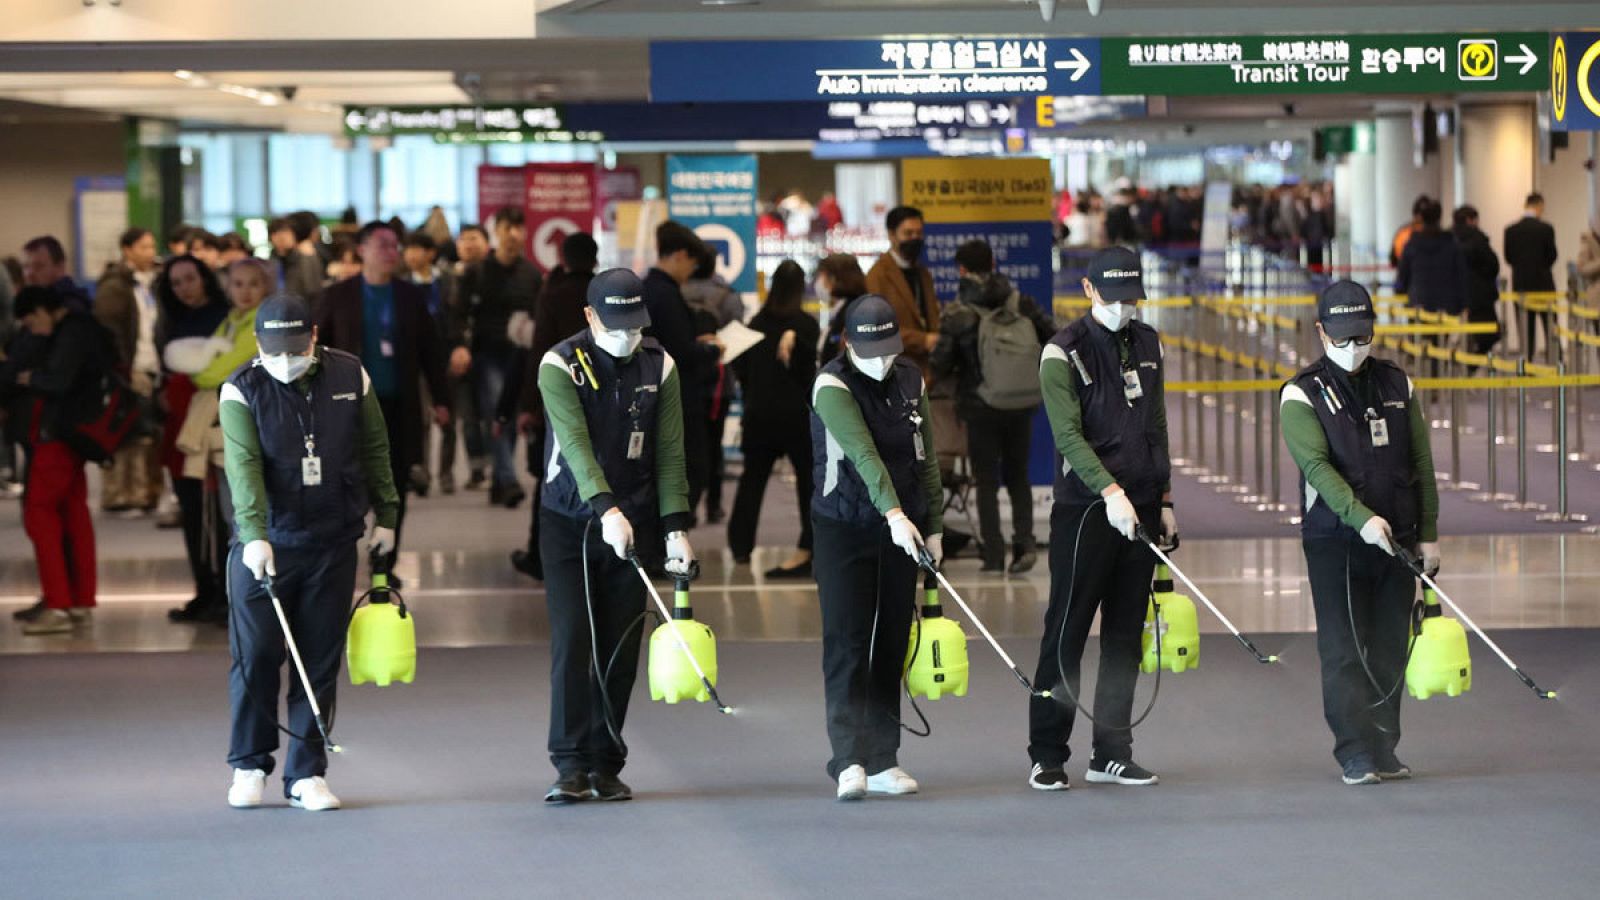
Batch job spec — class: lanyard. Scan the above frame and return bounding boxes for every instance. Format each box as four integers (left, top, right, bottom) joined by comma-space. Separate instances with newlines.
292, 388, 317, 458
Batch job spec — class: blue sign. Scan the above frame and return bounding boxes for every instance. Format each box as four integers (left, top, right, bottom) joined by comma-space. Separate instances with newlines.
1551, 33, 1600, 132
651, 38, 1101, 103
667, 155, 759, 294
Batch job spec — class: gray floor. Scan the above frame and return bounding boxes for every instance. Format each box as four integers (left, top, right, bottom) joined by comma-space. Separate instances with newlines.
2, 634, 1596, 899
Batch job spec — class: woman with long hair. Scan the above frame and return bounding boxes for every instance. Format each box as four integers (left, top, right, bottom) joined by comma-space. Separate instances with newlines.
727, 260, 820, 576
815, 253, 868, 367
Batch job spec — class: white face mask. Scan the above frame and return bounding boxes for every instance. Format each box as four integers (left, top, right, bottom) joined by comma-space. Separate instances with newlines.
1324, 340, 1371, 373
261, 353, 313, 384
848, 346, 897, 381
592, 322, 643, 358
1092, 300, 1136, 332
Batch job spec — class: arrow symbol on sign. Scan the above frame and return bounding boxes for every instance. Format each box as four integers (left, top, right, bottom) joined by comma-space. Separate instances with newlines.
1053, 47, 1092, 82
1507, 43, 1538, 76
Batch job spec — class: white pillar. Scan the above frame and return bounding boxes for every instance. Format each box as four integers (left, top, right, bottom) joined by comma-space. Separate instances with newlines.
1374, 112, 1442, 264
1458, 103, 1535, 259
1340, 121, 1378, 280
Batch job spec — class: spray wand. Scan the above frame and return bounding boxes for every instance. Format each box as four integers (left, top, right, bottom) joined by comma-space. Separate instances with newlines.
915, 544, 1052, 699
1395, 548, 1557, 701
627, 554, 736, 715
1135, 526, 1279, 665
262, 574, 343, 754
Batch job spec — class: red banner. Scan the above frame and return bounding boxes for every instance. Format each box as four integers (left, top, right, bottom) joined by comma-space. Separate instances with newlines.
525, 163, 597, 274
476, 165, 524, 229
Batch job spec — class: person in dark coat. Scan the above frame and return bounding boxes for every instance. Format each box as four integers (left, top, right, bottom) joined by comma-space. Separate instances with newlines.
313, 221, 451, 575
1453, 206, 1502, 354
643, 221, 720, 524
1396, 199, 1467, 316
505, 232, 599, 580
1503, 193, 1559, 357
726, 260, 820, 576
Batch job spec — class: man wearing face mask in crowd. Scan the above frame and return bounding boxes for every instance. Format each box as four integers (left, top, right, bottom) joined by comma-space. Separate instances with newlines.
535, 268, 694, 804
866, 206, 941, 373
217, 294, 399, 812
809, 295, 943, 801
1027, 247, 1174, 793
1280, 281, 1439, 787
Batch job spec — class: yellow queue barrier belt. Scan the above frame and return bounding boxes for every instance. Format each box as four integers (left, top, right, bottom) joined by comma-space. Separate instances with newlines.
1168, 374, 1600, 393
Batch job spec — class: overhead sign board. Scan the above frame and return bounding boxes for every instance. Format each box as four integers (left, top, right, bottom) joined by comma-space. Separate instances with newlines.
1551, 33, 1600, 132
668, 155, 758, 294
1100, 33, 1547, 95
651, 39, 1101, 102
344, 104, 601, 142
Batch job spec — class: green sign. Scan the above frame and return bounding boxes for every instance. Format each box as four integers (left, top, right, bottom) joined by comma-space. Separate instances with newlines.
1102, 33, 1547, 95
343, 104, 598, 142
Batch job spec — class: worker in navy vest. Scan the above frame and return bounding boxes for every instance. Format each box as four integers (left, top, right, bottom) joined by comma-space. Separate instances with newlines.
1027, 247, 1174, 793
1281, 281, 1440, 786
809, 295, 943, 801
536, 268, 694, 804
217, 293, 400, 812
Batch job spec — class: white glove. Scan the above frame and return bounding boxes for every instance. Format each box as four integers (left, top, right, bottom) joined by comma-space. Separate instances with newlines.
1420, 541, 1441, 576
886, 509, 924, 561
600, 508, 633, 560
1104, 488, 1139, 541
369, 526, 396, 556
1159, 506, 1178, 547
506, 310, 535, 349
924, 533, 943, 569
664, 531, 695, 576
1360, 516, 1395, 555
242, 540, 276, 580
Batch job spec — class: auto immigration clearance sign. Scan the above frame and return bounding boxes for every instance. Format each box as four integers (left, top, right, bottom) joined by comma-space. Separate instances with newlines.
1099, 33, 1546, 95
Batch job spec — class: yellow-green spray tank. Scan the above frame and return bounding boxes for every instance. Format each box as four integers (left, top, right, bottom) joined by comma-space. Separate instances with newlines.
1406, 588, 1472, 699
1142, 563, 1200, 674
347, 558, 416, 686
905, 570, 970, 699
649, 574, 719, 703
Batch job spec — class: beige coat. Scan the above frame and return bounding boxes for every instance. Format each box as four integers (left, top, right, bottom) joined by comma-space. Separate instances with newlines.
1578, 228, 1600, 308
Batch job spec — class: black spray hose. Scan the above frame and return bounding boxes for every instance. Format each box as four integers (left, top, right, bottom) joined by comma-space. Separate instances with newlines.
261, 573, 342, 754
914, 543, 1052, 699
1395, 547, 1557, 701
627, 552, 736, 715
1135, 525, 1279, 665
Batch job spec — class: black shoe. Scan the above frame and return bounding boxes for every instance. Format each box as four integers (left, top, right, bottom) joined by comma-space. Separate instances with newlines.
12, 598, 46, 622
438, 471, 456, 495
502, 486, 526, 509
706, 508, 725, 525
167, 597, 210, 623
1375, 752, 1411, 781
388, 573, 404, 591
1028, 763, 1070, 791
408, 464, 431, 497
1085, 757, 1159, 786
764, 560, 812, 579
1341, 756, 1381, 786
510, 549, 543, 580
488, 483, 506, 506
465, 470, 488, 491
544, 772, 592, 804
979, 561, 1006, 573
589, 772, 633, 801
1008, 550, 1038, 575
732, 555, 751, 565
944, 531, 973, 558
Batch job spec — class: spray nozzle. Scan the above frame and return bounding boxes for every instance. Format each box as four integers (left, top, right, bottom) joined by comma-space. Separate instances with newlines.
915, 541, 938, 574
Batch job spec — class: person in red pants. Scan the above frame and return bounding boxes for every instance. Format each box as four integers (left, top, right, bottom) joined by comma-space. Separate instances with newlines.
5, 287, 109, 635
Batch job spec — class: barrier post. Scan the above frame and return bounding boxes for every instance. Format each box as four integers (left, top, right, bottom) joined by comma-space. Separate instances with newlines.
1229, 315, 1247, 495
1536, 362, 1588, 523
1502, 359, 1545, 512
1471, 354, 1511, 503
1445, 386, 1477, 491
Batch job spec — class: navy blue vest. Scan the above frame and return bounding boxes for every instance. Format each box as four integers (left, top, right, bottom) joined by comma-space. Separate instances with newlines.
809, 355, 930, 530
541, 332, 667, 525
1289, 356, 1421, 543
1048, 316, 1171, 507
229, 347, 369, 547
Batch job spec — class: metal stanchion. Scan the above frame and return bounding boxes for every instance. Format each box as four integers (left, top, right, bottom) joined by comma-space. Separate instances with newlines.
1445, 385, 1477, 491
1471, 354, 1512, 503
1574, 329, 1589, 461
1537, 362, 1588, 524
1503, 359, 1546, 512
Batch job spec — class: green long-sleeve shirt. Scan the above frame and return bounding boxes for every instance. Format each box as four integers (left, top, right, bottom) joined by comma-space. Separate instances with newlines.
537, 348, 691, 524
1039, 333, 1171, 497
219, 358, 400, 545
812, 374, 944, 534
1280, 369, 1440, 542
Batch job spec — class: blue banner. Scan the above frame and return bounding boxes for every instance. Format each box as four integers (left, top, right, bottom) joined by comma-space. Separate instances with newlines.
1551, 33, 1600, 132
652, 38, 1101, 103
667, 155, 758, 294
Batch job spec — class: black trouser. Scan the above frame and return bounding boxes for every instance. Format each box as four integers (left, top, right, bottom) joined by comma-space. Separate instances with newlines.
175, 476, 226, 606
1524, 308, 1554, 360
1303, 535, 1416, 767
684, 394, 710, 519
1028, 501, 1158, 768
963, 404, 1037, 567
521, 432, 546, 560
727, 433, 814, 559
540, 508, 650, 777
227, 540, 356, 789
436, 374, 484, 479
705, 407, 728, 515
814, 515, 918, 779
377, 395, 410, 570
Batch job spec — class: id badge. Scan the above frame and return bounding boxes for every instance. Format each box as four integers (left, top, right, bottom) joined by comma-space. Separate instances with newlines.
1369, 418, 1390, 447
380, 339, 395, 358
627, 431, 645, 460
913, 431, 926, 461
301, 455, 323, 486
1122, 369, 1144, 401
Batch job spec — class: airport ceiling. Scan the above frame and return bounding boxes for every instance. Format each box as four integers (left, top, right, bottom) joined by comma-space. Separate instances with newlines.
0, 0, 1591, 131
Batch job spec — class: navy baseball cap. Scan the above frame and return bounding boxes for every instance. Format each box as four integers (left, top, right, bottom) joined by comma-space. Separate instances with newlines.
1317, 280, 1376, 340
254, 293, 314, 354
843, 294, 902, 357
1087, 247, 1145, 303
587, 268, 650, 330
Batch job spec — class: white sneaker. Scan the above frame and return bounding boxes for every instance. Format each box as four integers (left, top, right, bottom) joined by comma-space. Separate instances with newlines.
21, 609, 73, 635
866, 766, 919, 795
66, 607, 93, 625
836, 764, 867, 801
288, 776, 341, 811
228, 769, 266, 808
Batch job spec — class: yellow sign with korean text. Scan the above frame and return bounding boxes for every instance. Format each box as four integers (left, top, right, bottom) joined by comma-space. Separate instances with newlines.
901, 158, 1053, 224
